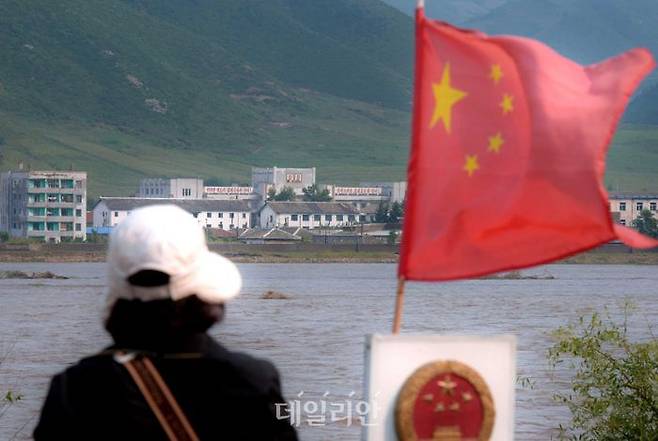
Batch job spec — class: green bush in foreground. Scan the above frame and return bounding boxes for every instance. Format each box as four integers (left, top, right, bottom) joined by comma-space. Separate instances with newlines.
548, 306, 658, 440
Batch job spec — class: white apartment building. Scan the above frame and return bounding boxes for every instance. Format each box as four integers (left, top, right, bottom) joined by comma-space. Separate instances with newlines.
259, 201, 366, 229
93, 198, 254, 230
0, 170, 87, 242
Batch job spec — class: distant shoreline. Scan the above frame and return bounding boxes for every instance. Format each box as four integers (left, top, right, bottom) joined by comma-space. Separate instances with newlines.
0, 242, 656, 264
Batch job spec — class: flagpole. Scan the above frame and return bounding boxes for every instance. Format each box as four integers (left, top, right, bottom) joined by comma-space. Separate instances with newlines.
392, 277, 406, 334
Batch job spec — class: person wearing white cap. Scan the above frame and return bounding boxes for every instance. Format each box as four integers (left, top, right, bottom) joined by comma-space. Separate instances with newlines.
34, 205, 298, 441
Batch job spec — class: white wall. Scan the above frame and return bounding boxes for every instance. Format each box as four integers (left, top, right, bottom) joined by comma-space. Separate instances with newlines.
259, 205, 359, 229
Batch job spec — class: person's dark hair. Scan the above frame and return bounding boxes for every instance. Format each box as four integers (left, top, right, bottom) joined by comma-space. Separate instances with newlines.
105, 270, 224, 350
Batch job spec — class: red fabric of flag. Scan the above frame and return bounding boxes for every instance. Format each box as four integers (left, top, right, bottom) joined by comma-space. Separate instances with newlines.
399, 8, 657, 281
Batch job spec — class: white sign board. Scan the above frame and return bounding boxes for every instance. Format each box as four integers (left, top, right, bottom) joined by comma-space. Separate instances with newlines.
363, 334, 516, 441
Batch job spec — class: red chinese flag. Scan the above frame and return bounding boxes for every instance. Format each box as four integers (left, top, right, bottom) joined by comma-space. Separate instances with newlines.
399, 7, 657, 281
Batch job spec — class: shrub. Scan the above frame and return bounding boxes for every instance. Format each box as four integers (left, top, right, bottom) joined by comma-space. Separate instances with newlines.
548, 305, 658, 440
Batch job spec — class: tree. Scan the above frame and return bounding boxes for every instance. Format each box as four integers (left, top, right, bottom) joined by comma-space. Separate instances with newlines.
389, 201, 403, 223
375, 202, 389, 223
273, 186, 296, 201
302, 184, 331, 202
632, 209, 658, 238
266, 187, 276, 201
548, 305, 658, 440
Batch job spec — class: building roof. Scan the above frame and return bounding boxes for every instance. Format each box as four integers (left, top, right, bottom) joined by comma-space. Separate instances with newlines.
609, 192, 658, 200
263, 201, 358, 215
96, 197, 255, 212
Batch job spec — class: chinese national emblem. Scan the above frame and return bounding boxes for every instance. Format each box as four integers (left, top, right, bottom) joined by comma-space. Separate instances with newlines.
395, 360, 495, 441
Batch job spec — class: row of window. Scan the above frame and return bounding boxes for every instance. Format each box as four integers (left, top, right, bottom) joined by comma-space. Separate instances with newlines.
204, 212, 247, 219
28, 179, 79, 189
28, 208, 83, 217
27, 222, 82, 232
289, 214, 365, 222
616, 201, 657, 211
28, 193, 83, 204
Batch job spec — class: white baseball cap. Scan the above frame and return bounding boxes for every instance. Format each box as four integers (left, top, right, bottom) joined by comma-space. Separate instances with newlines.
106, 204, 241, 310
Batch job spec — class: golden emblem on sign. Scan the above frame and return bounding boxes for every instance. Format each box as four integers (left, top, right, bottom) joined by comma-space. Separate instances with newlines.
395, 360, 495, 441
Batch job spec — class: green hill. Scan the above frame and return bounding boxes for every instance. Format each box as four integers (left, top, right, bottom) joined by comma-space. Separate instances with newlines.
0, 0, 656, 199
0, 0, 412, 198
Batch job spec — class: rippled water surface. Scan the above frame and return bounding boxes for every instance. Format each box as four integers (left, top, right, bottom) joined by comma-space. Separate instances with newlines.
0, 263, 656, 440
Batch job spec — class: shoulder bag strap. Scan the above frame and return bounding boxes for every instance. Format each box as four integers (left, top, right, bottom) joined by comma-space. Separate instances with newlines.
115, 352, 200, 441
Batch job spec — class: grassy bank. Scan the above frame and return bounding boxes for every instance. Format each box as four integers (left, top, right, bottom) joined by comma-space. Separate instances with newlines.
0, 243, 656, 264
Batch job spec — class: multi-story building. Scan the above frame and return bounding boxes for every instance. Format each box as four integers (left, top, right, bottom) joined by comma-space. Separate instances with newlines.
0, 170, 87, 242
251, 167, 316, 199
609, 192, 658, 227
137, 178, 204, 199
92, 197, 254, 231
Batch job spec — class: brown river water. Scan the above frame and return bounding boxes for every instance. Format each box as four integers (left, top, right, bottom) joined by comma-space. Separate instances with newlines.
0, 262, 656, 440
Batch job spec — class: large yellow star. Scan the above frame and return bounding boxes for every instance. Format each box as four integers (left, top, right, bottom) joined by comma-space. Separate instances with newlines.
490, 64, 503, 84
500, 94, 514, 115
463, 154, 480, 177
430, 63, 467, 133
488, 132, 504, 153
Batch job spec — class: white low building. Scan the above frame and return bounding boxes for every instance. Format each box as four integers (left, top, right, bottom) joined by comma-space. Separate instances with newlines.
93, 197, 254, 230
259, 201, 364, 229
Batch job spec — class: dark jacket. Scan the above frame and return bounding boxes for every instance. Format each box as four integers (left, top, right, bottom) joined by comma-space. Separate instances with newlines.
34, 334, 298, 441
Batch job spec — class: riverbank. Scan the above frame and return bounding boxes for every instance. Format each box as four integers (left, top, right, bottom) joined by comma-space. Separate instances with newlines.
0, 242, 655, 264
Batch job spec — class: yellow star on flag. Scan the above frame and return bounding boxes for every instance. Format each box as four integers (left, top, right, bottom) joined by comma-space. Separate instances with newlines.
490, 64, 503, 84
488, 132, 504, 153
500, 94, 514, 115
430, 63, 467, 133
463, 154, 480, 177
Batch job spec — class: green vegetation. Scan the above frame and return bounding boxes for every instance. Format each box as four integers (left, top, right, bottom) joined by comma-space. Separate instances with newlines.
302, 184, 332, 202
548, 306, 658, 440
633, 209, 658, 239
271, 186, 296, 201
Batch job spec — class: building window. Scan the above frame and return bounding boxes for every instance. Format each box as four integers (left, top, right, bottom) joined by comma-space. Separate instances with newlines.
182, 188, 191, 197
651, 202, 657, 211
114, 211, 119, 217
206, 224, 211, 229
314, 215, 321, 221
76, 195, 83, 203
218, 212, 224, 218
336, 215, 344, 221
348, 215, 355, 222
359, 215, 366, 222
291, 215, 298, 221
242, 213, 246, 219
75, 223, 81, 231
302, 214, 310, 221
76, 209, 82, 217
61, 194, 74, 203
620, 219, 626, 226
207, 212, 212, 218
219, 222, 223, 229
325, 215, 332, 222
230, 213, 235, 219
636, 202, 643, 211
619, 202, 626, 211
